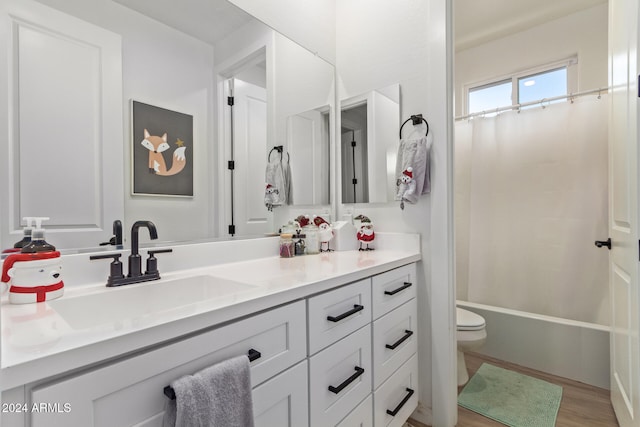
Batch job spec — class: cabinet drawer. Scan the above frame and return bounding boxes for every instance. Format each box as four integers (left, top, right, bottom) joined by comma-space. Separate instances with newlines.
372, 299, 418, 388
309, 325, 372, 427
373, 354, 419, 427
30, 301, 306, 427
254, 361, 308, 427
308, 279, 371, 354
372, 264, 416, 320
337, 394, 373, 427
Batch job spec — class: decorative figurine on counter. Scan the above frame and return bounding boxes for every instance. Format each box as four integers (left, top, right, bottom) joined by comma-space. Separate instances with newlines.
355, 215, 375, 251
314, 216, 334, 252
396, 166, 416, 210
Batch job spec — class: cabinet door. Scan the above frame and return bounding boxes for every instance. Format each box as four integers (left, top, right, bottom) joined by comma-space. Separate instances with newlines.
30, 301, 306, 427
309, 325, 372, 427
372, 299, 418, 388
254, 361, 308, 427
371, 264, 416, 320
373, 354, 419, 427
308, 278, 372, 355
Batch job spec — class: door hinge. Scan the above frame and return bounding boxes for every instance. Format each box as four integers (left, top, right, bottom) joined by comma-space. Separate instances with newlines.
228, 224, 236, 235
227, 96, 234, 106
351, 140, 357, 147
228, 160, 235, 170
352, 178, 358, 185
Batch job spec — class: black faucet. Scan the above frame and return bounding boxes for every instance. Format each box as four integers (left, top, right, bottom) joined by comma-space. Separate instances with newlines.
99, 220, 123, 247
128, 220, 158, 278
90, 220, 172, 287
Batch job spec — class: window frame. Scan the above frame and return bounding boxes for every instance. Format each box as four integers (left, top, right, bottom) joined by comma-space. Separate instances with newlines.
463, 56, 578, 116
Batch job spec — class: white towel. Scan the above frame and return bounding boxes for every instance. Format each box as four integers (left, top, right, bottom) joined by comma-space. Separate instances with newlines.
395, 134, 432, 204
163, 355, 254, 427
265, 150, 291, 210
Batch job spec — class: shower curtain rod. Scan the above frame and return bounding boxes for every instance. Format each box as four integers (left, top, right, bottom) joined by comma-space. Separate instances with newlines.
455, 86, 611, 121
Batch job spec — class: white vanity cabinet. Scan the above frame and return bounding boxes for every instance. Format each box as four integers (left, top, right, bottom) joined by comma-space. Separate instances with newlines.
6, 261, 419, 427
371, 264, 419, 427
29, 301, 307, 427
309, 263, 418, 426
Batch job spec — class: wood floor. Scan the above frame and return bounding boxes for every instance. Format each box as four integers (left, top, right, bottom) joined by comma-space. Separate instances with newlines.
409, 352, 618, 427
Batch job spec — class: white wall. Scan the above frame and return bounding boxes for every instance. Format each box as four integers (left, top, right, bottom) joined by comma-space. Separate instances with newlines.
228, 0, 336, 64
34, 0, 216, 244
455, 4, 608, 116
337, 0, 455, 425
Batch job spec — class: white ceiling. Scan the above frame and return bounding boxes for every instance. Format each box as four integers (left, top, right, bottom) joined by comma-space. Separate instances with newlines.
112, 0, 254, 45
455, 0, 608, 51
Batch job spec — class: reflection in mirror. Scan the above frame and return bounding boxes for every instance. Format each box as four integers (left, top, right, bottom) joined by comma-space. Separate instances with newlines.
340, 84, 400, 204
288, 106, 331, 205
0, 0, 334, 252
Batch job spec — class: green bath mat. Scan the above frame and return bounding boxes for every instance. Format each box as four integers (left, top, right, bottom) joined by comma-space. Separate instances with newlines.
458, 363, 563, 427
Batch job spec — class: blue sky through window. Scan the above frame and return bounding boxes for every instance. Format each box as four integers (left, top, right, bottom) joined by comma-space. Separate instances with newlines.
467, 66, 568, 116
468, 80, 511, 115
518, 67, 567, 106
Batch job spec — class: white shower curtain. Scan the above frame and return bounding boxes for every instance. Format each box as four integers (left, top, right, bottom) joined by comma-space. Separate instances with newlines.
455, 96, 609, 325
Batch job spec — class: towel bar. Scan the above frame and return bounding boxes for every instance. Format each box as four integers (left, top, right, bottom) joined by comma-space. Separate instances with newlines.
163, 348, 261, 400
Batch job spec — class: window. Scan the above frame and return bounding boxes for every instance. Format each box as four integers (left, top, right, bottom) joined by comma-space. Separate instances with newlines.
468, 80, 512, 116
518, 67, 567, 107
465, 58, 575, 116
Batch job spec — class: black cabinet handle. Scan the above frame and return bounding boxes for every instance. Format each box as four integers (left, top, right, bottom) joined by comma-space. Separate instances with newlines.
248, 348, 261, 362
384, 282, 412, 296
163, 348, 261, 400
385, 330, 414, 350
386, 388, 415, 416
327, 304, 364, 322
328, 366, 365, 394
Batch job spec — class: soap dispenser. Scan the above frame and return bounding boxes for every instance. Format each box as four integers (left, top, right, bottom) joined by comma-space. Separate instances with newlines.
2, 217, 35, 254
1, 217, 64, 304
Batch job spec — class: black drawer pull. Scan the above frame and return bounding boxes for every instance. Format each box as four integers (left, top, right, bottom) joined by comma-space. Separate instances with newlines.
327, 304, 364, 322
248, 348, 261, 362
385, 330, 414, 350
384, 282, 412, 296
386, 387, 415, 416
163, 348, 261, 400
328, 366, 365, 394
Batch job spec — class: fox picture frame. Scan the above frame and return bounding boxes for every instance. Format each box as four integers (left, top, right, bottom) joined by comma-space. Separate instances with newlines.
131, 100, 194, 197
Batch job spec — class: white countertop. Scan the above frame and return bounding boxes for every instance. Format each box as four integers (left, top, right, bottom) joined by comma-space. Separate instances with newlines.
1, 245, 420, 390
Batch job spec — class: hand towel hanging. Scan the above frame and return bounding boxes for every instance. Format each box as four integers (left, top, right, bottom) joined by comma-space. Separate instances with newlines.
396, 115, 432, 209
264, 146, 291, 211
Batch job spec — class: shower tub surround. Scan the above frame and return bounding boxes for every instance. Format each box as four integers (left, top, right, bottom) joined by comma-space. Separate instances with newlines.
0, 233, 421, 426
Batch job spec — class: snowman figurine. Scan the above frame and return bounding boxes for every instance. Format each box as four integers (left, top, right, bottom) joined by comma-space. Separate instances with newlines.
314, 216, 334, 252
396, 167, 416, 210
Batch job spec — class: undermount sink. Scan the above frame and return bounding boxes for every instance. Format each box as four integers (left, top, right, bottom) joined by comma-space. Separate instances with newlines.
46, 275, 258, 330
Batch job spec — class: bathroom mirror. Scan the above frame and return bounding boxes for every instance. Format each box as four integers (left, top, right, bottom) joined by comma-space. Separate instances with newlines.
340, 83, 400, 204
0, 0, 334, 251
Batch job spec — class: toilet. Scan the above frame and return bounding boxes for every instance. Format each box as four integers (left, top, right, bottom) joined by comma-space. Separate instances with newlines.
456, 307, 487, 386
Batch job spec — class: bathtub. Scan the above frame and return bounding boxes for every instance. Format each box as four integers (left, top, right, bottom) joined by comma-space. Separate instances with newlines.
457, 300, 611, 389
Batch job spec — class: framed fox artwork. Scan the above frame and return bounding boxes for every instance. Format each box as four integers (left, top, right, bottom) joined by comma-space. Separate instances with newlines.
131, 100, 194, 197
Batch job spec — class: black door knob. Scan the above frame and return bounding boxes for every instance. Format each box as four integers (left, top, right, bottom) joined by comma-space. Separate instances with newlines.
595, 238, 611, 250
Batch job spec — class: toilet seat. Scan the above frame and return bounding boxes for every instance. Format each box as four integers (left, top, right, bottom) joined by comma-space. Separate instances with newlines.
457, 307, 485, 331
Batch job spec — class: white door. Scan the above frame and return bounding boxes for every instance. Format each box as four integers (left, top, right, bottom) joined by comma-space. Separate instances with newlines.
0, 0, 124, 250
226, 78, 271, 236
608, 0, 640, 425
288, 109, 328, 205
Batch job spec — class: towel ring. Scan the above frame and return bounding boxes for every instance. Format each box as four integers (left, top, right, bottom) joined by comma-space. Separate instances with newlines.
399, 114, 429, 139
268, 146, 290, 163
